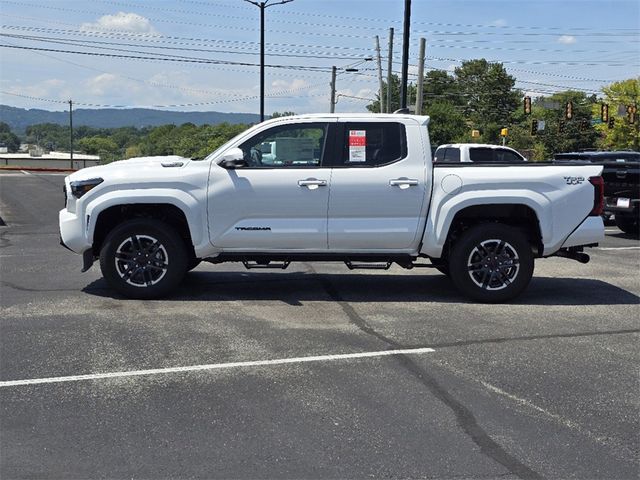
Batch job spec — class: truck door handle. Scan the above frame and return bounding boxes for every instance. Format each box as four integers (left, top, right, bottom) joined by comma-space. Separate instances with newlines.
389, 178, 419, 188
298, 178, 327, 190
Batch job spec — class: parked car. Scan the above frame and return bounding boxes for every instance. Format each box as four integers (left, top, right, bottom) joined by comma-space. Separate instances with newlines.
554, 151, 640, 235
434, 143, 527, 163
60, 114, 604, 302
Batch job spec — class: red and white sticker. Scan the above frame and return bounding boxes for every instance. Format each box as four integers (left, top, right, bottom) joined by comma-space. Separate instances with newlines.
348, 130, 366, 162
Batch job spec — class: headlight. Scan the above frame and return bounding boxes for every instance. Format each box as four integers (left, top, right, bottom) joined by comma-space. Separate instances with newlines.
70, 178, 104, 198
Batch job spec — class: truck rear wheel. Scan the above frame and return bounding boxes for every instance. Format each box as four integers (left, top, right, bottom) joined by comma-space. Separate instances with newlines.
99, 219, 188, 299
614, 214, 640, 237
448, 224, 534, 303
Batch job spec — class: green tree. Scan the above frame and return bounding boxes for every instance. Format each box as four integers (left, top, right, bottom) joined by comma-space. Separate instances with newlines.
423, 70, 462, 109
593, 78, 640, 151
454, 59, 520, 143
271, 111, 296, 118
0, 122, 20, 152
366, 74, 417, 113
77, 136, 118, 155
537, 91, 598, 154
424, 101, 467, 146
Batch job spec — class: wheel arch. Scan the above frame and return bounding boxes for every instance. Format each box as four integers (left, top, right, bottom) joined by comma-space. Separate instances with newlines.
91, 202, 197, 259
422, 201, 545, 260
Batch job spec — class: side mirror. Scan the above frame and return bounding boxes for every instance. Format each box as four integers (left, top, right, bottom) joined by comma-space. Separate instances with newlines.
219, 147, 247, 169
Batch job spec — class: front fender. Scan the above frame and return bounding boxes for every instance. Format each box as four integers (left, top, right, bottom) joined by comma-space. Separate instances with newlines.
83, 188, 206, 253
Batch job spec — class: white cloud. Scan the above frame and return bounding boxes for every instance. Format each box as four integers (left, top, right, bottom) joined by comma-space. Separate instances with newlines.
557, 35, 577, 44
271, 78, 309, 92
490, 19, 507, 27
8, 79, 70, 100
81, 12, 159, 35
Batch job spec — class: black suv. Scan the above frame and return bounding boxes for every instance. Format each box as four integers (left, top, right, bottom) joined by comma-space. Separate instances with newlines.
554, 151, 640, 236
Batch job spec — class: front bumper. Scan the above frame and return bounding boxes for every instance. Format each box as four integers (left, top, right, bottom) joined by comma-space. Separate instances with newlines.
59, 208, 91, 254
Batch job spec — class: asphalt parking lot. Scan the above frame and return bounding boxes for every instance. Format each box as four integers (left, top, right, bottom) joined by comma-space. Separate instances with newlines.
1, 171, 639, 479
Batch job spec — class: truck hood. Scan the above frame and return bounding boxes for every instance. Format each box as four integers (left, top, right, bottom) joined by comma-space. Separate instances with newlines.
68, 155, 192, 182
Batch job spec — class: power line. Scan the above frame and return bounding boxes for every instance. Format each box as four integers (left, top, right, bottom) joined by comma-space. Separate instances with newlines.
103, 0, 640, 33
2, 1, 638, 40
0, 43, 337, 71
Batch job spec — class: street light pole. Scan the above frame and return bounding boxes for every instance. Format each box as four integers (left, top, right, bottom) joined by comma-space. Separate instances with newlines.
330, 66, 337, 113
400, 0, 412, 109
244, 0, 294, 123
329, 60, 371, 113
68, 99, 73, 169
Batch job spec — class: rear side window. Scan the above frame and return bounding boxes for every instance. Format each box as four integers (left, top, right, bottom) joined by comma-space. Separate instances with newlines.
469, 148, 494, 163
339, 122, 407, 167
495, 149, 524, 163
434, 147, 461, 162
444, 147, 460, 162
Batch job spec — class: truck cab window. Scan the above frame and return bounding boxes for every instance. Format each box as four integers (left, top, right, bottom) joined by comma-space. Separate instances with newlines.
238, 123, 327, 168
495, 149, 524, 163
340, 122, 407, 167
469, 147, 495, 163
434, 147, 460, 163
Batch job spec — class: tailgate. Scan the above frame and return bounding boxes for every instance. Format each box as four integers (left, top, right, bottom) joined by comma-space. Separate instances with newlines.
601, 161, 640, 199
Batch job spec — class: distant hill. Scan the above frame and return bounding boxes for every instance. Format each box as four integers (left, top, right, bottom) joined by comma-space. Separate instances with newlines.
0, 105, 261, 133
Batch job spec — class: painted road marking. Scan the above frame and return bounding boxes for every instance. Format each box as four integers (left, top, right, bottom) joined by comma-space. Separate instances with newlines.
0, 347, 436, 388
595, 246, 640, 250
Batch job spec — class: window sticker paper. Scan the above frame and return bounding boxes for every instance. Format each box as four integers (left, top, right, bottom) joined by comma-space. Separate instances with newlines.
349, 130, 366, 162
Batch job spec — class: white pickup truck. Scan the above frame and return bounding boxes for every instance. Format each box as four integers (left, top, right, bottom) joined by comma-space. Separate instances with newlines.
59, 113, 605, 302
434, 143, 527, 163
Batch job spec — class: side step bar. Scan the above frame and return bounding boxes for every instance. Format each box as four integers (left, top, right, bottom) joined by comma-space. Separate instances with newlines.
242, 261, 291, 270
345, 261, 392, 270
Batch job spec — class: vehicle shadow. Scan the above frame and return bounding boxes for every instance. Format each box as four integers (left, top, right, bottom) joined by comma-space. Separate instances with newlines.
82, 271, 640, 306
605, 231, 640, 241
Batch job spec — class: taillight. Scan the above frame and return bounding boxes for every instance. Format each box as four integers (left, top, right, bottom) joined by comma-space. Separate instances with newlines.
589, 176, 604, 216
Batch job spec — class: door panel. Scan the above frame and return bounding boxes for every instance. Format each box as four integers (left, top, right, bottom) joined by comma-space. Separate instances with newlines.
208, 168, 330, 249
328, 122, 428, 250
207, 122, 333, 250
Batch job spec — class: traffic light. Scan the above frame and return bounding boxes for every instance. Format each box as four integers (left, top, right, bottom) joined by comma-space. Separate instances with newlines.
531, 119, 538, 136
608, 117, 615, 129
628, 105, 637, 124
565, 101, 573, 120
524, 96, 532, 115
558, 121, 566, 133
601, 104, 609, 122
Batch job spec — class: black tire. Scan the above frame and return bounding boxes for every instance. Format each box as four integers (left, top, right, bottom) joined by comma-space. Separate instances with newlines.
430, 258, 449, 276
614, 214, 640, 237
99, 219, 188, 299
448, 224, 534, 303
187, 258, 202, 271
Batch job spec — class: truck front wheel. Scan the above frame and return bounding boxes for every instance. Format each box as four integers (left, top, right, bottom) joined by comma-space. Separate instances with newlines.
99, 219, 188, 299
448, 224, 534, 303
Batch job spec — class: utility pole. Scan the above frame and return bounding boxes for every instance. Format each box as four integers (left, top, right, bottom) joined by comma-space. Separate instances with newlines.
68, 99, 73, 169
244, 0, 294, 122
386, 27, 394, 114
400, 0, 412, 109
415, 38, 426, 115
375, 35, 384, 113
329, 66, 337, 113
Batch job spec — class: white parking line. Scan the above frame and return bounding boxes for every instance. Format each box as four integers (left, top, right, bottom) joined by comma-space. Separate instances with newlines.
595, 246, 640, 250
20, 170, 32, 175
0, 347, 435, 388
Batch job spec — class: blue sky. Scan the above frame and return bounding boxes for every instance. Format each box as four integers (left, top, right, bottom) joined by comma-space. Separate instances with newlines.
0, 0, 638, 115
